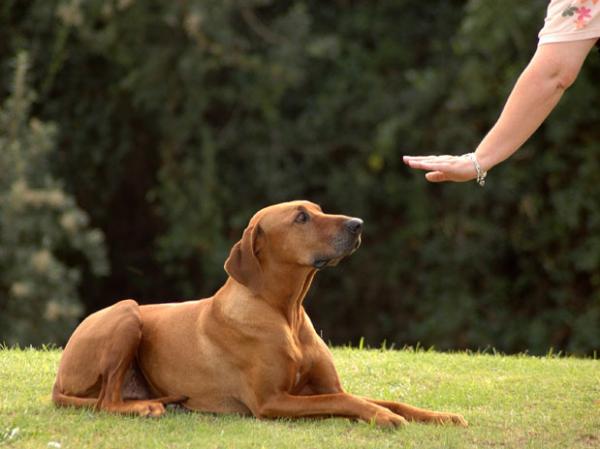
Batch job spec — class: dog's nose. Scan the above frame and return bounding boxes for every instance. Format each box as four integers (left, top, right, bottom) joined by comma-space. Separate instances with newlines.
344, 218, 363, 235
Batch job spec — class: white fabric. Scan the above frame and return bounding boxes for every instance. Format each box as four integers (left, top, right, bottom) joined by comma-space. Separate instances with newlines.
538, 0, 600, 45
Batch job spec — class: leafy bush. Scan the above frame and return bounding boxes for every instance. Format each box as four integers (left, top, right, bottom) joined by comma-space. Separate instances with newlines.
0, 52, 108, 345
0, 0, 598, 353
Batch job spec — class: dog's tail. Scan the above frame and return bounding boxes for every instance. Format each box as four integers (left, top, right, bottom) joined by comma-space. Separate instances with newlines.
53, 379, 187, 412
52, 382, 98, 409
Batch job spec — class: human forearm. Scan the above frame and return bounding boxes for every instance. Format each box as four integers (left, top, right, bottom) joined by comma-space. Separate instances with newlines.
474, 60, 567, 171
403, 38, 597, 183
475, 40, 595, 172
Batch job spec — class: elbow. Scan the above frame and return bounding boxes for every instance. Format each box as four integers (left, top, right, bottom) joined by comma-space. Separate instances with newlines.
555, 66, 579, 91
254, 402, 277, 419
549, 56, 583, 91
528, 57, 581, 92
526, 42, 588, 93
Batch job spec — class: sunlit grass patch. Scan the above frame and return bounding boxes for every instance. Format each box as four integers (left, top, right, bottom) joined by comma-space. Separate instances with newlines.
1, 347, 599, 449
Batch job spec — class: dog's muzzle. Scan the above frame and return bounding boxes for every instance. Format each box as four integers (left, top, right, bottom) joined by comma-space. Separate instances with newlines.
313, 218, 363, 269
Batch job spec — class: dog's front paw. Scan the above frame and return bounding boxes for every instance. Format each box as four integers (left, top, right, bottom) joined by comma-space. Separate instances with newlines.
370, 410, 408, 429
432, 412, 468, 427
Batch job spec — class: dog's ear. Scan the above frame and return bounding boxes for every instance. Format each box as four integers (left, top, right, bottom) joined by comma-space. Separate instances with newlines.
224, 223, 263, 294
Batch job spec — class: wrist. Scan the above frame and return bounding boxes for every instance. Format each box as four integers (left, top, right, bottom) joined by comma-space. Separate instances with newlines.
473, 150, 496, 173
464, 153, 487, 187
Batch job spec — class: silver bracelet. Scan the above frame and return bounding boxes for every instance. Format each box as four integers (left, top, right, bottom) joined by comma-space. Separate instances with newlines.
464, 153, 487, 187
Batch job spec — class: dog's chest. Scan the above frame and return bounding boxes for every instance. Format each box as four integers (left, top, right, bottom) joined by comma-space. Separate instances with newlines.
286, 338, 313, 391
290, 362, 310, 392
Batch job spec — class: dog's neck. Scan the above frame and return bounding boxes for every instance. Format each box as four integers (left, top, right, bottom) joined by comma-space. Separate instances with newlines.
257, 260, 317, 331
219, 261, 317, 331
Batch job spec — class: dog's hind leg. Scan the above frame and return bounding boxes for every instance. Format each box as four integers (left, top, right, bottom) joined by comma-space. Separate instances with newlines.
53, 299, 184, 417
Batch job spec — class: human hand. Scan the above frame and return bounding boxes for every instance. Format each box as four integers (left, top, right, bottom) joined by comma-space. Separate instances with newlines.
402, 155, 478, 183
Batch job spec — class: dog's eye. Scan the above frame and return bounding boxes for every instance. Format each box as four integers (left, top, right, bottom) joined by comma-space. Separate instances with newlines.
295, 211, 309, 224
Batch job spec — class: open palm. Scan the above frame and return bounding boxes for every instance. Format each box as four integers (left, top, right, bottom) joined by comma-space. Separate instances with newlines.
403, 155, 477, 183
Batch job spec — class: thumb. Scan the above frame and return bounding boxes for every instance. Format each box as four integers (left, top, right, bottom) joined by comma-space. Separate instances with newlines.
425, 171, 447, 183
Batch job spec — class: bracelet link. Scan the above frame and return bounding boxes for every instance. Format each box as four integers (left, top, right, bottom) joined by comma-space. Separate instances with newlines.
464, 153, 487, 187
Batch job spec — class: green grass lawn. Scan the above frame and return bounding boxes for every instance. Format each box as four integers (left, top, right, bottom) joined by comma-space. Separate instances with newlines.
1, 347, 599, 449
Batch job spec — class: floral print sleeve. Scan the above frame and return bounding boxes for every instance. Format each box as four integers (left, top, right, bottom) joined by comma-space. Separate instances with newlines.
538, 0, 600, 45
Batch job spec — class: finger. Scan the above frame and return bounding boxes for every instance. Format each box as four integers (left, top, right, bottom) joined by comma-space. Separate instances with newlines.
404, 156, 460, 167
404, 155, 439, 164
404, 155, 457, 161
403, 155, 429, 161
403, 155, 442, 165
425, 171, 448, 183
404, 155, 451, 160
406, 160, 452, 171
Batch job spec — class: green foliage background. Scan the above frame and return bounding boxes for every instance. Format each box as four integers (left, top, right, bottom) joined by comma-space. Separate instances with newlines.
0, 52, 108, 346
1, 0, 598, 354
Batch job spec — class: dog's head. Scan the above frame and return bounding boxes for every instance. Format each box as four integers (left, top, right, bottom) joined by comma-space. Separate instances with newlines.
224, 201, 363, 293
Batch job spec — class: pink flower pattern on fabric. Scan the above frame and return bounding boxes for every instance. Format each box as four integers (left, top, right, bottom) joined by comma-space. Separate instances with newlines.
562, 0, 600, 29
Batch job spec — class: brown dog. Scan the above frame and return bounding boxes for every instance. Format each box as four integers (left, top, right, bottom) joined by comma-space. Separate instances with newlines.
53, 201, 467, 428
